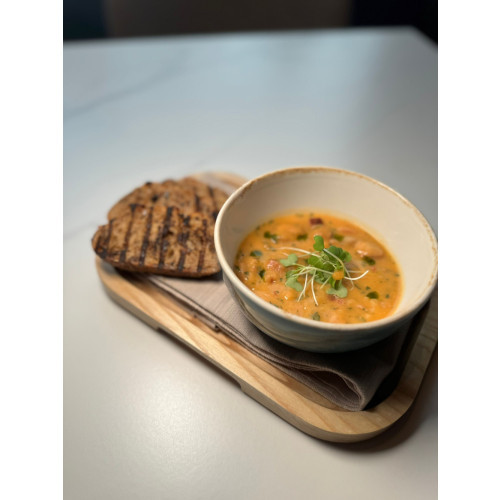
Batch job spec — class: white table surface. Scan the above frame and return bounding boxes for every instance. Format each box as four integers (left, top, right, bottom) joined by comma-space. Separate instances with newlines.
64, 27, 437, 499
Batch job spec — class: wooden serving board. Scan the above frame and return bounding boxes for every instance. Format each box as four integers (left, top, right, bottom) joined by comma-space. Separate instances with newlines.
95, 172, 438, 443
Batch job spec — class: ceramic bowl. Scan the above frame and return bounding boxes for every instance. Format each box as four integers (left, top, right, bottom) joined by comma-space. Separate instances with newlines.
214, 167, 437, 353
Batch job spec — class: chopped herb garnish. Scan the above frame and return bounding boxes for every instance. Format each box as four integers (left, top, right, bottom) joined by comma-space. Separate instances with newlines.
367, 291, 379, 299
332, 233, 344, 242
312, 312, 321, 321
258, 269, 265, 280
235, 265, 241, 272
264, 231, 278, 243
297, 234, 308, 241
363, 256, 376, 266
385, 294, 390, 298
250, 250, 262, 257
278, 235, 369, 304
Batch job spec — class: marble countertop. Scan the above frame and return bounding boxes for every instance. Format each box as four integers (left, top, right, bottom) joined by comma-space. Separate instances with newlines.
64, 27, 437, 499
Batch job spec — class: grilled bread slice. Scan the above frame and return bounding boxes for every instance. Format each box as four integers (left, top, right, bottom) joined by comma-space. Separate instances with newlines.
92, 204, 219, 277
107, 177, 228, 222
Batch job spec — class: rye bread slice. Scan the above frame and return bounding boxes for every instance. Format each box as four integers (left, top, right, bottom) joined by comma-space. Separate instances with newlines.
107, 177, 228, 222
92, 204, 220, 277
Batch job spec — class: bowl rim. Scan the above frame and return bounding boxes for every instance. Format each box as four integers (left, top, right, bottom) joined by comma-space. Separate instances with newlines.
214, 166, 438, 333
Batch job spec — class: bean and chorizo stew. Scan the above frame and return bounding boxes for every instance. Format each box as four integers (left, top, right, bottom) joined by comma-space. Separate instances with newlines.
234, 212, 402, 324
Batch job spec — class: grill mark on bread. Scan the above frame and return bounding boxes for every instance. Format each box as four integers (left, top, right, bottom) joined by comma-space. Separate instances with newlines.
196, 218, 208, 273
208, 186, 217, 220
120, 204, 137, 263
158, 206, 174, 269
100, 219, 114, 258
176, 215, 191, 272
139, 207, 154, 266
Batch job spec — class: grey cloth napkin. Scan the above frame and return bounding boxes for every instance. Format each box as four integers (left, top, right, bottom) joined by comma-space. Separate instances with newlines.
147, 273, 414, 411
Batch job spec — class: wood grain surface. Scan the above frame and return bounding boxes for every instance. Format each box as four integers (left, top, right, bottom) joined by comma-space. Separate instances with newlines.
95, 172, 438, 442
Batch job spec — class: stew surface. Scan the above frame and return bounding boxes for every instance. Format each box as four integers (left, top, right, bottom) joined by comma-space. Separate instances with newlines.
234, 211, 402, 324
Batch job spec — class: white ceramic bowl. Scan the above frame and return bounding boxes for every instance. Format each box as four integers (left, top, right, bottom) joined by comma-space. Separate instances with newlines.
214, 167, 437, 353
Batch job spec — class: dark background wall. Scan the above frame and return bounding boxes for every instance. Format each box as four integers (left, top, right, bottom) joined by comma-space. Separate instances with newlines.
64, 0, 437, 43
64, 0, 107, 39
351, 0, 437, 43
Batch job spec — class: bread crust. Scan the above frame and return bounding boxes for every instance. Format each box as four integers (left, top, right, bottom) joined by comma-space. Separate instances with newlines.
107, 176, 228, 222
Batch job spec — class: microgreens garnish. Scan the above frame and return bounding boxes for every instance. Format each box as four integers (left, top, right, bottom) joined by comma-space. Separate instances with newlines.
279, 235, 369, 305
280, 254, 298, 267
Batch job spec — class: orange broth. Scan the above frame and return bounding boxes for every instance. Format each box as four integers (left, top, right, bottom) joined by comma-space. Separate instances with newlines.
234, 212, 402, 324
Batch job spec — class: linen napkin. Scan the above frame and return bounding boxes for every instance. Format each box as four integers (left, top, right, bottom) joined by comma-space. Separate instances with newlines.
146, 272, 427, 411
